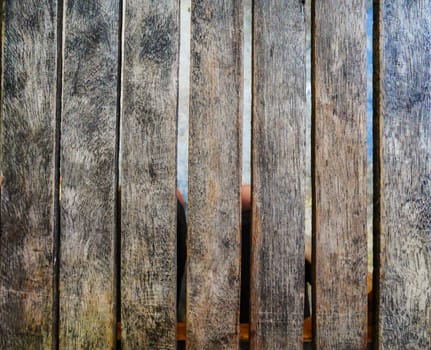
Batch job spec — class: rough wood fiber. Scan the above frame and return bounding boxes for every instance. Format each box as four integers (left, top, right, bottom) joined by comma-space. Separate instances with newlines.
120, 1, 179, 349
250, 1, 306, 349
60, 1, 118, 348
375, 1, 431, 348
187, 1, 243, 349
311, 1, 368, 348
0, 0, 57, 348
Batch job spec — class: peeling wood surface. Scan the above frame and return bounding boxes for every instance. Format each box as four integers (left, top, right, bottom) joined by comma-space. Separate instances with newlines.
120, 1, 179, 349
0, 0, 57, 348
250, 1, 306, 349
187, 1, 243, 349
312, 1, 368, 348
375, 1, 431, 348
60, 1, 118, 348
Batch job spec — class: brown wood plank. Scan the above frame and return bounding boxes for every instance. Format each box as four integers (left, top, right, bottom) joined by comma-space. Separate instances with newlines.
250, 0, 306, 349
187, 1, 243, 349
374, 1, 431, 348
0, 0, 58, 348
311, 0, 368, 348
120, 1, 179, 348
59, 1, 119, 348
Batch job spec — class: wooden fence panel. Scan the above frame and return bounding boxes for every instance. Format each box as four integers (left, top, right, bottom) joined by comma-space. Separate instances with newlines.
120, 1, 179, 349
187, 1, 243, 348
60, 1, 119, 348
312, 1, 368, 348
250, 1, 306, 349
375, 1, 431, 348
0, 1, 58, 348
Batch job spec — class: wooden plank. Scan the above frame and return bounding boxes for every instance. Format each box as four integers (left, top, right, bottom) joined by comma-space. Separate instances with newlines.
250, 0, 306, 349
311, 0, 368, 348
374, 1, 431, 348
60, 1, 119, 348
187, 1, 243, 348
0, 0, 58, 348
120, 1, 179, 348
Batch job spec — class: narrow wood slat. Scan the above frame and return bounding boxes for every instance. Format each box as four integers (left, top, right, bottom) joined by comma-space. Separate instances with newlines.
60, 1, 119, 348
312, 0, 368, 348
251, 0, 306, 349
375, 1, 431, 348
120, 1, 179, 348
187, 1, 243, 348
0, 1, 58, 348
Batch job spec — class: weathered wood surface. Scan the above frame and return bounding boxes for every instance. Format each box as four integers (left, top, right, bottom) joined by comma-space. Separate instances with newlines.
187, 1, 243, 348
374, 1, 431, 348
312, 1, 368, 348
250, 1, 306, 349
60, 1, 118, 348
121, 1, 179, 348
0, 0, 58, 348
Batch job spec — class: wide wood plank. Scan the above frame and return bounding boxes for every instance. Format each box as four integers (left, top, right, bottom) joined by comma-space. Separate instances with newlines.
312, 0, 368, 348
374, 1, 431, 348
187, 1, 243, 348
250, 1, 306, 349
60, 1, 119, 348
0, 0, 58, 348
120, 1, 179, 348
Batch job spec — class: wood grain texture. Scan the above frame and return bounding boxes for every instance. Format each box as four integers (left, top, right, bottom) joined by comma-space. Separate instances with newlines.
120, 1, 179, 349
187, 1, 243, 349
60, 1, 118, 348
311, 1, 368, 348
250, 1, 306, 349
375, 1, 431, 348
0, 0, 58, 348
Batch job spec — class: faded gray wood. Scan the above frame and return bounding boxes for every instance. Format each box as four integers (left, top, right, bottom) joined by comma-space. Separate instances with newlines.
187, 1, 243, 348
312, 0, 368, 348
0, 0, 58, 348
250, 1, 306, 349
120, 1, 179, 348
60, 1, 118, 348
375, 1, 431, 348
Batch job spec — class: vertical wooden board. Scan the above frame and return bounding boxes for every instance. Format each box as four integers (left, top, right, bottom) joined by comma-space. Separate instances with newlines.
60, 1, 118, 348
250, 1, 306, 349
0, 0, 57, 348
120, 1, 179, 349
375, 1, 431, 348
187, 1, 243, 349
312, 0, 368, 348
